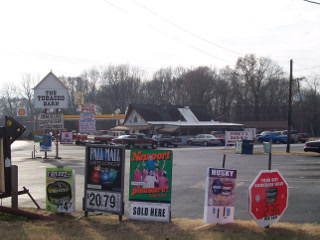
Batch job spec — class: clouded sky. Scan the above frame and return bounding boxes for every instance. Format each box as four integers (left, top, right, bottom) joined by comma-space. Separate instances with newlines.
0, 0, 319, 87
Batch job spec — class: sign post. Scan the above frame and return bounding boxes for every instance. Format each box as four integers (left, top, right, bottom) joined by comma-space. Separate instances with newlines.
248, 170, 288, 227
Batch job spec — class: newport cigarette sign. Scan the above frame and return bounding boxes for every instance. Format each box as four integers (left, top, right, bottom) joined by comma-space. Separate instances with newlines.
248, 170, 288, 227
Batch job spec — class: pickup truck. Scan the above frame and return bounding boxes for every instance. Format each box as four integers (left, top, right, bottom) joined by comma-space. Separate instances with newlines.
93, 130, 125, 144
257, 132, 287, 144
154, 134, 182, 147
112, 133, 158, 149
75, 130, 125, 145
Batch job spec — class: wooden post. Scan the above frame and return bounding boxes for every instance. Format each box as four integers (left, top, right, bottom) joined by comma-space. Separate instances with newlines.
11, 165, 18, 209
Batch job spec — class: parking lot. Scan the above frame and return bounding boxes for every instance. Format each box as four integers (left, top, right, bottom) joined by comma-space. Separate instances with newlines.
4, 141, 320, 223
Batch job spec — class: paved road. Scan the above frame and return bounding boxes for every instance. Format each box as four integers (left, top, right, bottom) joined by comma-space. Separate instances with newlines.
3, 141, 320, 223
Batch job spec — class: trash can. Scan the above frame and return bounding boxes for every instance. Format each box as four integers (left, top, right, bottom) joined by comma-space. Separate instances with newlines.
241, 140, 253, 154
235, 140, 242, 153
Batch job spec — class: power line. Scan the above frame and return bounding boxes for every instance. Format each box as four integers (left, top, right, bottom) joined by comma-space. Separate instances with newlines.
132, 0, 243, 56
102, 0, 235, 65
303, 0, 320, 5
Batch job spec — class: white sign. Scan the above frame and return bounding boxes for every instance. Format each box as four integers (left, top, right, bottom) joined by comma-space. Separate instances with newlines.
85, 190, 121, 213
129, 202, 170, 222
34, 89, 68, 109
39, 113, 64, 129
77, 104, 97, 113
79, 113, 95, 133
17, 107, 27, 117
225, 131, 253, 145
204, 168, 237, 224
60, 131, 73, 144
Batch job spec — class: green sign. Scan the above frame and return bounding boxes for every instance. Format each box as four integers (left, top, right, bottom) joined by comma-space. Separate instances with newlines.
129, 149, 172, 203
34, 130, 44, 142
46, 168, 75, 213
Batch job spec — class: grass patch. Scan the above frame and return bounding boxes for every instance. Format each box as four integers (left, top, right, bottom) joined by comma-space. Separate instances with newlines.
0, 209, 319, 240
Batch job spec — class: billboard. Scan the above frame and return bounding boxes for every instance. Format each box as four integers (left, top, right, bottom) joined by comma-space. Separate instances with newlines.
129, 149, 173, 203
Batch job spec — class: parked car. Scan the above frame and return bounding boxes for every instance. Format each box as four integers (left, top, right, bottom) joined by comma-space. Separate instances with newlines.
210, 131, 225, 144
304, 140, 320, 153
153, 134, 182, 147
255, 131, 271, 139
187, 134, 222, 146
281, 130, 299, 143
298, 133, 310, 143
112, 133, 158, 149
257, 131, 287, 144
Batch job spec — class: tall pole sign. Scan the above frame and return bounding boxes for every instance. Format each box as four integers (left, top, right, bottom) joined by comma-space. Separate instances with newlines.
0, 116, 26, 194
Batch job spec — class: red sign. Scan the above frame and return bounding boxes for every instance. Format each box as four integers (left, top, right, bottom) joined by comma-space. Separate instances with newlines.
248, 170, 288, 227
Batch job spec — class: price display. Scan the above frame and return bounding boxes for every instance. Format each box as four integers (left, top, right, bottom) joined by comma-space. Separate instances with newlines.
57, 201, 73, 213
85, 190, 121, 213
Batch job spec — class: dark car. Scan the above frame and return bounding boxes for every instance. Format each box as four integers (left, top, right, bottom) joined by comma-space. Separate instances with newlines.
298, 133, 310, 143
187, 134, 222, 146
304, 140, 320, 153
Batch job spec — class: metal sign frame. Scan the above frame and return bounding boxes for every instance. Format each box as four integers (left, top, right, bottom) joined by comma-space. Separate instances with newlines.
83, 144, 125, 218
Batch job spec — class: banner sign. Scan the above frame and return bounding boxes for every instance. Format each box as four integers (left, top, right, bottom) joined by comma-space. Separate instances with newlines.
129, 149, 173, 203
75, 91, 84, 105
60, 131, 73, 144
34, 130, 44, 142
225, 131, 253, 145
129, 202, 171, 222
204, 168, 237, 224
83, 145, 125, 215
39, 113, 64, 129
46, 168, 75, 213
40, 135, 52, 152
79, 113, 95, 133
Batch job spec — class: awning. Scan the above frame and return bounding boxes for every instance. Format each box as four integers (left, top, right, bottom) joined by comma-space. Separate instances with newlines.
111, 125, 130, 131
158, 126, 180, 133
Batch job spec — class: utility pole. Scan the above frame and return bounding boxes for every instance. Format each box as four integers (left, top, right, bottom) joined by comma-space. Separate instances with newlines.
286, 60, 293, 153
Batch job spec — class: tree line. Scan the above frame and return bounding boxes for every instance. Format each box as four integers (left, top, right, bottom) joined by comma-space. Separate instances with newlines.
1, 54, 320, 136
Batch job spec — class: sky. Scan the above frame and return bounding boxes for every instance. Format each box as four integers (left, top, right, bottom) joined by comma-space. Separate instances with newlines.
0, 0, 320, 88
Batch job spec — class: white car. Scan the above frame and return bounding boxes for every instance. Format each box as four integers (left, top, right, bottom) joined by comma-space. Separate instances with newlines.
187, 134, 222, 146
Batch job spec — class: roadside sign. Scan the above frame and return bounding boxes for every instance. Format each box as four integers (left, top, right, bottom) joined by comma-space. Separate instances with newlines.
39, 113, 64, 129
40, 135, 52, 152
34, 130, 44, 142
129, 149, 173, 203
248, 170, 288, 227
83, 145, 125, 216
46, 168, 75, 213
60, 131, 73, 144
204, 168, 237, 224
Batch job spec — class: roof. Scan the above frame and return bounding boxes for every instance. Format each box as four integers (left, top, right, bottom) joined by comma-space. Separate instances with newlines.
123, 104, 243, 128
124, 104, 214, 123
33, 71, 68, 90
